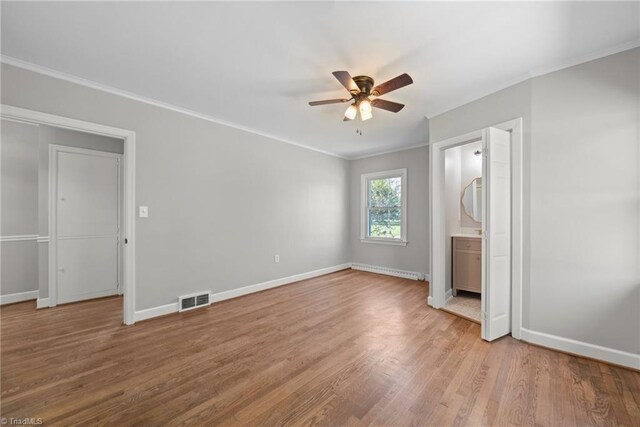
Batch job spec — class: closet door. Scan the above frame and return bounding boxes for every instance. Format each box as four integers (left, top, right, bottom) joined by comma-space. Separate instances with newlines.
481, 127, 511, 341
54, 146, 121, 304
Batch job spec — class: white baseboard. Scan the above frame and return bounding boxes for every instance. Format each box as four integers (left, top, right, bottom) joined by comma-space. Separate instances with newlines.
208, 263, 352, 304
36, 298, 50, 309
134, 263, 352, 323
427, 295, 434, 307
0, 290, 38, 305
351, 263, 425, 281
520, 328, 640, 370
134, 301, 179, 322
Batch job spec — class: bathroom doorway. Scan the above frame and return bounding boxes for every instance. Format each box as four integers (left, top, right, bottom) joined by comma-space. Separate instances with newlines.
442, 141, 484, 324
429, 119, 523, 341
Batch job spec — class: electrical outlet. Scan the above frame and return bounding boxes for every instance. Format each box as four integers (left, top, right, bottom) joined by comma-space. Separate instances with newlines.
274, 254, 280, 263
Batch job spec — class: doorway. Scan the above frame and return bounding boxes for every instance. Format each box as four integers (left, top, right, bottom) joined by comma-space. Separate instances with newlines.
429, 118, 523, 341
442, 140, 484, 324
1, 104, 137, 325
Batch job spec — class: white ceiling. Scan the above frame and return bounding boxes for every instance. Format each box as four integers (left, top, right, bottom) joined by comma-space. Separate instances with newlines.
2, 2, 638, 158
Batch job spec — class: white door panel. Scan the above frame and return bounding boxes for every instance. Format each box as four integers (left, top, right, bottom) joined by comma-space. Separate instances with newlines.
57, 237, 119, 303
54, 147, 121, 305
57, 152, 119, 237
482, 127, 511, 341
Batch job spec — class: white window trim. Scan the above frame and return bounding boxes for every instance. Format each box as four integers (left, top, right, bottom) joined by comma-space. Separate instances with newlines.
360, 168, 408, 246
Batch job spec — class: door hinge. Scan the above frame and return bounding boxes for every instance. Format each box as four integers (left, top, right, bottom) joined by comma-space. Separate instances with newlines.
481, 311, 488, 320
124, 238, 128, 244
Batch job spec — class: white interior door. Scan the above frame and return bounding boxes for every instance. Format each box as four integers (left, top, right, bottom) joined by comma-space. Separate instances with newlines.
481, 127, 511, 341
55, 147, 121, 304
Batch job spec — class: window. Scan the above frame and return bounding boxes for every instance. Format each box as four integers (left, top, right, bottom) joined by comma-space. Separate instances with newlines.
361, 169, 407, 245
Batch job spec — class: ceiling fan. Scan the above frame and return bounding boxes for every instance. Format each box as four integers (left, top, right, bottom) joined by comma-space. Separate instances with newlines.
308, 71, 413, 122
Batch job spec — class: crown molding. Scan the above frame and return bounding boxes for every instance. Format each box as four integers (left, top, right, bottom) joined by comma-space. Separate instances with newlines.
350, 141, 430, 160
426, 39, 640, 119
0, 55, 349, 160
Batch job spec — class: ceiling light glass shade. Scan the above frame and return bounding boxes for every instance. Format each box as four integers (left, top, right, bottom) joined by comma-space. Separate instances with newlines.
344, 104, 358, 120
359, 99, 373, 121
360, 109, 373, 121
359, 99, 372, 114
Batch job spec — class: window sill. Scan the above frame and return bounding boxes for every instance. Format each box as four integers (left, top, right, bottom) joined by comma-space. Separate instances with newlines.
360, 238, 408, 247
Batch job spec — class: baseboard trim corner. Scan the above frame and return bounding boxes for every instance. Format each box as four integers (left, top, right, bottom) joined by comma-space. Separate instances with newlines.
520, 328, 640, 371
445, 289, 453, 304
0, 290, 38, 305
133, 263, 352, 323
36, 298, 50, 309
351, 263, 425, 281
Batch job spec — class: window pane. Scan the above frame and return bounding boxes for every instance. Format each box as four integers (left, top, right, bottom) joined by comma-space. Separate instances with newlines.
369, 177, 401, 208
368, 208, 401, 238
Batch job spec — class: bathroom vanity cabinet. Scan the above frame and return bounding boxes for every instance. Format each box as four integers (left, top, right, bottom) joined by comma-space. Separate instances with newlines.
452, 235, 482, 296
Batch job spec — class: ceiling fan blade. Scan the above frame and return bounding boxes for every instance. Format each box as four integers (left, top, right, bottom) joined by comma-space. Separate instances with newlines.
308, 98, 349, 106
371, 73, 413, 96
371, 98, 405, 113
332, 71, 360, 94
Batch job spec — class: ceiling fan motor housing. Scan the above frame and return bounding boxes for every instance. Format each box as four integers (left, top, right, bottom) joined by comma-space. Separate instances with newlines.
352, 75, 375, 95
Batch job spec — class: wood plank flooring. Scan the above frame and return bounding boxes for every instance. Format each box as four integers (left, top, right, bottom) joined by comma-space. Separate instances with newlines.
1, 270, 638, 426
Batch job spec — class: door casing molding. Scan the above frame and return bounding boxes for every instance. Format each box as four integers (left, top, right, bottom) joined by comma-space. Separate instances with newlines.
429, 118, 523, 340
1, 104, 137, 325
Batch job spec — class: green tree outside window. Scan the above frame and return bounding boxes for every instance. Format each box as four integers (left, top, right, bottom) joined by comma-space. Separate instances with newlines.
368, 177, 402, 239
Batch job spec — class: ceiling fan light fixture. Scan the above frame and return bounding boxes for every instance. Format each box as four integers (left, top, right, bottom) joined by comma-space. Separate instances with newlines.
344, 104, 358, 120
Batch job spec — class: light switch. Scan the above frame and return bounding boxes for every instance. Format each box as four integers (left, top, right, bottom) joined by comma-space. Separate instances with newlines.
139, 206, 149, 218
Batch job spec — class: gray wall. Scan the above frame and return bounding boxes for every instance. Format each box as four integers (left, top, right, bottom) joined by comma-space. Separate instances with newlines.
430, 48, 639, 355
1, 63, 350, 311
1, 119, 39, 296
37, 125, 124, 299
349, 146, 430, 274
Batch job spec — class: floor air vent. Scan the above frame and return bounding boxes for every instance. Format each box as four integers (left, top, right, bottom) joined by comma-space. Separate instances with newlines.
179, 292, 211, 312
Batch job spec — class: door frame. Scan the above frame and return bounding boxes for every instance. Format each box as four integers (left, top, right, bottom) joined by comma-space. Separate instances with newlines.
1, 104, 137, 325
49, 144, 123, 305
429, 118, 523, 339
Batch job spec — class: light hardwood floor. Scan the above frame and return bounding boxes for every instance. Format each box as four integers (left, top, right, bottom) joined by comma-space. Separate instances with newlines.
1, 270, 638, 426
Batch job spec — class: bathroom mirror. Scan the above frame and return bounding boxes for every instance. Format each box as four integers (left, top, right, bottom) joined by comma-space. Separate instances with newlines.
461, 177, 482, 223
